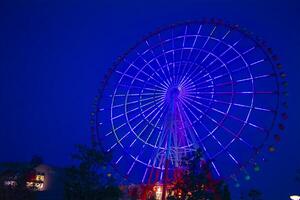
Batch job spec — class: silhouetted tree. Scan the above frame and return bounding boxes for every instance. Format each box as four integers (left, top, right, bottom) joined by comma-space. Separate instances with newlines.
248, 189, 262, 200
221, 184, 231, 200
30, 155, 43, 167
166, 149, 230, 200
64, 144, 122, 200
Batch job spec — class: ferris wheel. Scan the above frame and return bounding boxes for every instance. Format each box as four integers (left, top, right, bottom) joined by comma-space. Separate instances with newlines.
90, 19, 288, 185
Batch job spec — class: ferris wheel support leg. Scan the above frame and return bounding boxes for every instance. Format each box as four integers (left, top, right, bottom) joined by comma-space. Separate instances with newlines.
161, 158, 170, 200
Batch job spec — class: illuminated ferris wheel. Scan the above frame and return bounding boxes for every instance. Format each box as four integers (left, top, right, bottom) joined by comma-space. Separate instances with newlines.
90, 19, 288, 185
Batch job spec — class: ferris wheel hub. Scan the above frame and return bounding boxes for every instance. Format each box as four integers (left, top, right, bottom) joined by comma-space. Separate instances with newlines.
170, 86, 180, 96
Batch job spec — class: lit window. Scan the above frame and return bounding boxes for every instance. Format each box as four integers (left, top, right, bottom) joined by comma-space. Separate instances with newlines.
36, 174, 45, 182
4, 180, 16, 187
26, 181, 44, 191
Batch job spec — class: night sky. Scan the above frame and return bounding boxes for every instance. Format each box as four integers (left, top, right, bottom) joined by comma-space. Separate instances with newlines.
0, 0, 299, 199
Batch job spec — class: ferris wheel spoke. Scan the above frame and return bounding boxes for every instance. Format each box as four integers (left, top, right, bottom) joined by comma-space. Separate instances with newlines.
129, 101, 166, 147
116, 70, 146, 84
117, 67, 167, 91
184, 95, 267, 133
184, 35, 243, 91
107, 130, 131, 152
135, 51, 170, 89
127, 152, 144, 175
142, 159, 152, 183
113, 96, 161, 109
138, 95, 165, 109
210, 161, 221, 177
176, 25, 201, 85
191, 65, 271, 90
181, 97, 253, 149
117, 83, 165, 93
115, 155, 124, 164
219, 39, 240, 57
178, 50, 205, 87
109, 131, 131, 151
152, 104, 176, 148
226, 54, 242, 65
116, 69, 167, 92
199, 117, 240, 166
132, 102, 164, 131
181, 97, 227, 138
177, 104, 193, 147
182, 24, 203, 67
125, 57, 163, 85
194, 73, 274, 90
180, 100, 215, 171
179, 62, 204, 89
158, 33, 173, 83
154, 130, 164, 148
180, 65, 209, 90
112, 95, 163, 115
220, 29, 231, 41
185, 104, 252, 164
242, 46, 255, 55
145, 105, 168, 145
215, 35, 242, 57
126, 98, 161, 115
179, 99, 207, 139
181, 96, 227, 126
107, 122, 127, 137
171, 29, 176, 84
142, 98, 167, 125
249, 59, 265, 66
188, 90, 276, 95
145, 40, 171, 85
188, 40, 244, 86
174, 26, 188, 85
133, 101, 165, 123
185, 94, 273, 112
180, 51, 218, 89
180, 50, 210, 87
143, 79, 167, 92
128, 97, 164, 117
123, 58, 162, 84
113, 92, 164, 97
235, 73, 275, 83
108, 99, 165, 137
156, 126, 168, 149
179, 30, 232, 88
192, 63, 230, 86
180, 99, 221, 145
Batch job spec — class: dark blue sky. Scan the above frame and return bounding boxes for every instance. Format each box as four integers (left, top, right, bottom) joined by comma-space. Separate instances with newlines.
0, 0, 299, 198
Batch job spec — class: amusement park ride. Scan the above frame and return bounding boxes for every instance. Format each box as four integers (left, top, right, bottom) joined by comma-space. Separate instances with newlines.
90, 19, 287, 199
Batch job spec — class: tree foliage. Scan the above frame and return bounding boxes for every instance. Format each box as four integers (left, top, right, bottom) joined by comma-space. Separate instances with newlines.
166, 149, 231, 200
247, 189, 262, 200
63, 144, 122, 200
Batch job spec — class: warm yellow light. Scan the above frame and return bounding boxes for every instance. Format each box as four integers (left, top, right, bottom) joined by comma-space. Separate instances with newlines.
157, 186, 162, 193
36, 175, 45, 182
290, 195, 300, 200
26, 181, 44, 191
153, 185, 162, 200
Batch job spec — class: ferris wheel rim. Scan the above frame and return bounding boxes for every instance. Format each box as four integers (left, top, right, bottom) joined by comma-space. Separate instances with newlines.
91, 19, 287, 183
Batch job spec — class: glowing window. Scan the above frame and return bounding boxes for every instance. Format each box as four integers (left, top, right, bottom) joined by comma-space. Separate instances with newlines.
36, 174, 45, 182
